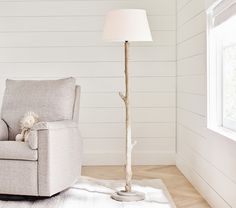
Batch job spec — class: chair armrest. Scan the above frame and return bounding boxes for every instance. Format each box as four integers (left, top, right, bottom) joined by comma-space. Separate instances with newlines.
28, 120, 78, 149
0, 119, 8, 141
32, 120, 78, 131
35, 120, 82, 196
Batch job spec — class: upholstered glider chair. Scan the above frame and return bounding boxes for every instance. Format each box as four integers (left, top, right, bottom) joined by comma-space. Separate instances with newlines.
0, 77, 82, 197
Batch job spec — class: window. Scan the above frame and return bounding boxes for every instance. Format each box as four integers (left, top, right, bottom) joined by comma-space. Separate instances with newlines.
207, 0, 236, 140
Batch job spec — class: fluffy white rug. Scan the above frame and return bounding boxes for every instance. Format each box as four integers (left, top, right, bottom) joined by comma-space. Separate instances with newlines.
0, 177, 176, 208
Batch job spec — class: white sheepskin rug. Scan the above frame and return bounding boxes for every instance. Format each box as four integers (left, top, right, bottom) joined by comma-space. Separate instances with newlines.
0, 177, 176, 208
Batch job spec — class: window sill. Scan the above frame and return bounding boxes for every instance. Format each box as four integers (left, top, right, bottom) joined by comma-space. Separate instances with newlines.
208, 125, 236, 142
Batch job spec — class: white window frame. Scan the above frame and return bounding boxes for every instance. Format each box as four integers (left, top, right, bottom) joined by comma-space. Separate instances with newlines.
207, 1, 236, 141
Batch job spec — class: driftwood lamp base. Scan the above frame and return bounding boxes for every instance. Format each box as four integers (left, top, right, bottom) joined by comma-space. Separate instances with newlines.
111, 190, 145, 202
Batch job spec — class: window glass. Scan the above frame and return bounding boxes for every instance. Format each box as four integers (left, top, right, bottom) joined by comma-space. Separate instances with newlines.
223, 44, 236, 125
213, 16, 236, 131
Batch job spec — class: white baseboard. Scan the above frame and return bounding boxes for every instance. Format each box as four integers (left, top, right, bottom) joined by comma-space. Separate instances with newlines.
82, 152, 176, 166
176, 155, 231, 208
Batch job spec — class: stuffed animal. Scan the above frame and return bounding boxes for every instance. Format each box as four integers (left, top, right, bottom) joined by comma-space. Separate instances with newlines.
15, 112, 39, 142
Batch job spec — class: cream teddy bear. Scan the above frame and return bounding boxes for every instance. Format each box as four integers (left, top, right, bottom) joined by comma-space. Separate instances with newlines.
15, 112, 39, 142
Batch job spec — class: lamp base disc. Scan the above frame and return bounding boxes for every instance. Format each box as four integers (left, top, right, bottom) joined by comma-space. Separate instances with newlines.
111, 190, 145, 202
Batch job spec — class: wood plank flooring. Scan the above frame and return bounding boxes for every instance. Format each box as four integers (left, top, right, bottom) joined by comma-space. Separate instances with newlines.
82, 166, 211, 208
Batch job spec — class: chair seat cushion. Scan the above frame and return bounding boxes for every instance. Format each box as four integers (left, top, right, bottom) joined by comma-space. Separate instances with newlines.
0, 141, 37, 161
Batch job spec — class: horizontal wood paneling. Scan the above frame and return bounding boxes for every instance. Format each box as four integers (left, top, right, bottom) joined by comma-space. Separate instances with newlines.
0, 1, 176, 16
177, 75, 206, 95
0, 77, 176, 94
0, 31, 176, 47
177, 92, 206, 116
0, 46, 176, 62
84, 152, 175, 165
0, 62, 176, 77
0, 92, 175, 109
80, 123, 176, 138
0, 16, 175, 32
177, 109, 236, 183
177, 0, 204, 27
79, 108, 176, 123
83, 138, 175, 153
176, 0, 191, 11
176, 156, 232, 208
178, 141, 236, 207
177, 108, 206, 135
177, 12, 206, 43
177, 0, 236, 206
177, 32, 206, 60
0, 0, 176, 165
177, 54, 206, 76
80, 93, 176, 108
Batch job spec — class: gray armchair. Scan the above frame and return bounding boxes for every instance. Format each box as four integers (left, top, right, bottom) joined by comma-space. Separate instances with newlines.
0, 77, 82, 196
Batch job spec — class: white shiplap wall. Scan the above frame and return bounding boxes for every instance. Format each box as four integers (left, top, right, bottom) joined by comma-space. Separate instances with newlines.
177, 0, 236, 207
0, 0, 176, 165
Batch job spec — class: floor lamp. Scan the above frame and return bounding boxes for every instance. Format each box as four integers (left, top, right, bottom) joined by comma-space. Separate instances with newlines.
103, 9, 152, 202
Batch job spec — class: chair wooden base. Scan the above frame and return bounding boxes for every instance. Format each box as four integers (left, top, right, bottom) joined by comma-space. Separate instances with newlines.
0, 192, 59, 201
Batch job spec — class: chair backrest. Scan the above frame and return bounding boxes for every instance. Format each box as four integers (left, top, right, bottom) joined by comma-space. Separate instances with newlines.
1, 77, 80, 140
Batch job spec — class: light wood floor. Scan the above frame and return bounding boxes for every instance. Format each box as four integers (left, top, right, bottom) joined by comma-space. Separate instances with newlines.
82, 166, 210, 208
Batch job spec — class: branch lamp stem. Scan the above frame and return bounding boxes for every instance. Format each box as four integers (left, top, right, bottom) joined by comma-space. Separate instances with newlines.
111, 41, 145, 202
124, 41, 132, 193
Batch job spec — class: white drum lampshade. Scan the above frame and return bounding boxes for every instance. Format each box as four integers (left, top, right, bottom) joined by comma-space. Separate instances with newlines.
103, 9, 152, 42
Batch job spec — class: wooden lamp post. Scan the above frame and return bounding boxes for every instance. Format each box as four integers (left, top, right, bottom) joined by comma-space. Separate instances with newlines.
103, 9, 152, 202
